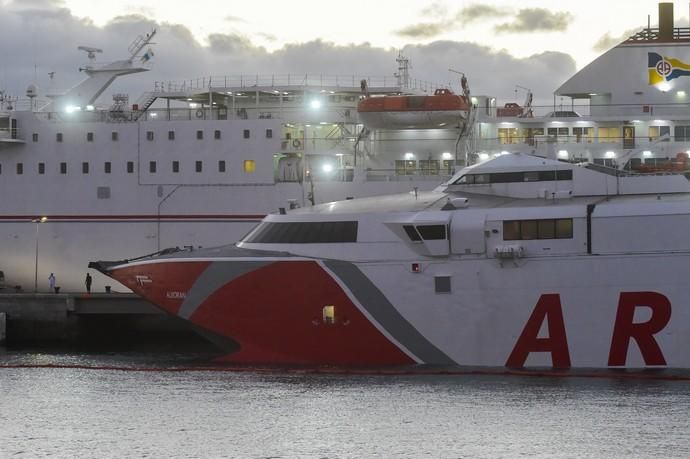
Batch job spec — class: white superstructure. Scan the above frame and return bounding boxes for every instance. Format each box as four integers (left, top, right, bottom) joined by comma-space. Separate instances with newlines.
3, 2, 690, 292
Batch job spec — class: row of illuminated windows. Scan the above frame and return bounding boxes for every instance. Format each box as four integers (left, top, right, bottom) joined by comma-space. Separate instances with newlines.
394, 160, 456, 175
503, 219, 573, 240
0, 160, 257, 175
33, 129, 273, 143
497, 126, 690, 145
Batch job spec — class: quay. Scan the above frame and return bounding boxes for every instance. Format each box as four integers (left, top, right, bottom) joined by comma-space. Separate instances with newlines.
0, 293, 216, 351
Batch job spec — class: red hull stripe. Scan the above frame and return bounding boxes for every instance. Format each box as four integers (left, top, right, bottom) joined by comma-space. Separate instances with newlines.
322, 259, 455, 365
0, 214, 265, 222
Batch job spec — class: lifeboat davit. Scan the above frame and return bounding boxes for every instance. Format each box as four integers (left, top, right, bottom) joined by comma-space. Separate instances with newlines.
357, 88, 470, 129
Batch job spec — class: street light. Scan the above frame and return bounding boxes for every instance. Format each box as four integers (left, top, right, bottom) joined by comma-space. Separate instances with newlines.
32, 216, 47, 292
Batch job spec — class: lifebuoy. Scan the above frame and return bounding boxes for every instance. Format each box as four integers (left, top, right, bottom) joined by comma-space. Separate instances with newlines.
292, 139, 302, 148
195, 109, 204, 119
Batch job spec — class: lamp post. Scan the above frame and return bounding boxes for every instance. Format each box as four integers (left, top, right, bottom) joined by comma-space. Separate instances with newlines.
32, 216, 47, 292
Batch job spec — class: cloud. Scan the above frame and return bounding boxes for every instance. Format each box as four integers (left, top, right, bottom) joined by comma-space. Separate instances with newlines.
495, 8, 573, 33
395, 21, 451, 39
420, 2, 448, 18
224, 15, 246, 23
457, 4, 510, 24
0, 1, 575, 108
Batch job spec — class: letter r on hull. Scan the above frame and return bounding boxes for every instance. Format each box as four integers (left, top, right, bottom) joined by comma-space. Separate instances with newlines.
608, 291, 671, 367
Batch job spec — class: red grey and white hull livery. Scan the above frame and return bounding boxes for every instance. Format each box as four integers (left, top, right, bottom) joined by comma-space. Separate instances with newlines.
92, 154, 690, 370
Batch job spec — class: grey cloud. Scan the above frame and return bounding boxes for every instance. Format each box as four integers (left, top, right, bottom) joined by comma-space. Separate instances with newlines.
0, 1, 575, 109
457, 4, 510, 24
420, 2, 448, 18
224, 15, 246, 23
495, 8, 573, 33
395, 21, 451, 39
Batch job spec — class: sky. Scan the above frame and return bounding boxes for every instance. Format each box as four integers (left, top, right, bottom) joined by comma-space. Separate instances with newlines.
0, 0, 686, 106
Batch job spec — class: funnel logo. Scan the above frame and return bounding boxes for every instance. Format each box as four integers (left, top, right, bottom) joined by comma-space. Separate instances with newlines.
648, 52, 690, 85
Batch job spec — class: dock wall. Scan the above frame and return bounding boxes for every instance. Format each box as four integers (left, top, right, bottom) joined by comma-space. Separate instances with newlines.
0, 293, 217, 352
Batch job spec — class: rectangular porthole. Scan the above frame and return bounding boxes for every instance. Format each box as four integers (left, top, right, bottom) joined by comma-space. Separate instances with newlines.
434, 276, 451, 294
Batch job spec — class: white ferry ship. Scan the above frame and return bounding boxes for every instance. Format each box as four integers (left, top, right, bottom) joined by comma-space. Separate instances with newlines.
92, 152, 690, 370
4, 2, 690, 293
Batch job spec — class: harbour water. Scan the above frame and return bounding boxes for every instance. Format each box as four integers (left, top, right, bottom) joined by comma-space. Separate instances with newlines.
1, 352, 689, 458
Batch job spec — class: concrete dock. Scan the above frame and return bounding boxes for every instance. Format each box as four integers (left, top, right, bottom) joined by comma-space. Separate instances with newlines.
0, 293, 217, 352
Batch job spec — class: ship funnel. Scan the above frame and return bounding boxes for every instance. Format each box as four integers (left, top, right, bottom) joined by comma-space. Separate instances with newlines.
659, 2, 674, 41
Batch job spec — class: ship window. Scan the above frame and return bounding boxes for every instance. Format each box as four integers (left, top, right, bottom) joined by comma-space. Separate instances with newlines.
38, 162, 45, 175
322, 305, 336, 325
416, 225, 447, 240
172, 161, 180, 173
243, 221, 358, 243
0, 164, 2, 174
243, 129, 250, 139
168, 130, 175, 141
97, 187, 110, 199
555, 218, 573, 238
503, 218, 573, 241
196, 130, 203, 140
56, 132, 63, 142
111, 131, 118, 141
82, 162, 89, 174
104, 162, 111, 174
87, 132, 94, 142
60, 162, 67, 174
214, 130, 221, 140
598, 127, 619, 143
266, 129, 273, 138
149, 161, 156, 173
218, 160, 226, 172
126, 161, 134, 174
146, 131, 154, 141
32, 133, 38, 142
524, 171, 540, 182
195, 161, 202, 173
16, 163, 23, 175
435, 276, 451, 294
244, 160, 256, 173
403, 225, 422, 241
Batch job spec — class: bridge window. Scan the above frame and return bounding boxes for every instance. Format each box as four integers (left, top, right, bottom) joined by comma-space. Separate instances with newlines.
417, 225, 447, 240
453, 170, 572, 185
403, 225, 422, 241
243, 221, 358, 243
503, 218, 573, 241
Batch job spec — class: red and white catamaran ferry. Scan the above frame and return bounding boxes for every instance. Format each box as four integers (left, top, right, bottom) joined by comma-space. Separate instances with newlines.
92, 153, 690, 370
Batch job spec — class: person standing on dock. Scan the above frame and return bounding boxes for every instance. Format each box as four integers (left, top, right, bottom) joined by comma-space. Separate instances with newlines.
48, 273, 56, 293
85, 273, 92, 294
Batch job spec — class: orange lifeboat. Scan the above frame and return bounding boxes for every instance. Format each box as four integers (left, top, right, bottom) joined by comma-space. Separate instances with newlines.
357, 88, 470, 129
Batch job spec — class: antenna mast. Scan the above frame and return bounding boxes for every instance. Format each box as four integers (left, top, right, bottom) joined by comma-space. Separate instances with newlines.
394, 51, 410, 89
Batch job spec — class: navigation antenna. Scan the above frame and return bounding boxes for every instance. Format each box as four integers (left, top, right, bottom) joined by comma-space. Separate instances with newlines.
77, 46, 102, 72
394, 51, 410, 90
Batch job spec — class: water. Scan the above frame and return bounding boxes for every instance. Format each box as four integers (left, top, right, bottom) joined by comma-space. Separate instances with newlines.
0, 352, 688, 458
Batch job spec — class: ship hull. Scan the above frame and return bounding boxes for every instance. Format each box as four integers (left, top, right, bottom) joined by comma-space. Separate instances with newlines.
99, 252, 690, 370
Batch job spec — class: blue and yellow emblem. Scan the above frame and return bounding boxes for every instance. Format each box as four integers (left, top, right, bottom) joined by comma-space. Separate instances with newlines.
649, 52, 690, 85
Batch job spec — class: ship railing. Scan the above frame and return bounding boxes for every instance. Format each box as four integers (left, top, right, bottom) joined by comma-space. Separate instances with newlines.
138, 105, 357, 122
155, 74, 446, 94
484, 102, 690, 119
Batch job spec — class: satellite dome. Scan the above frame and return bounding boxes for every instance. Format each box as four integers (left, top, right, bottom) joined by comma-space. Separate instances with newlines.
26, 84, 38, 98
